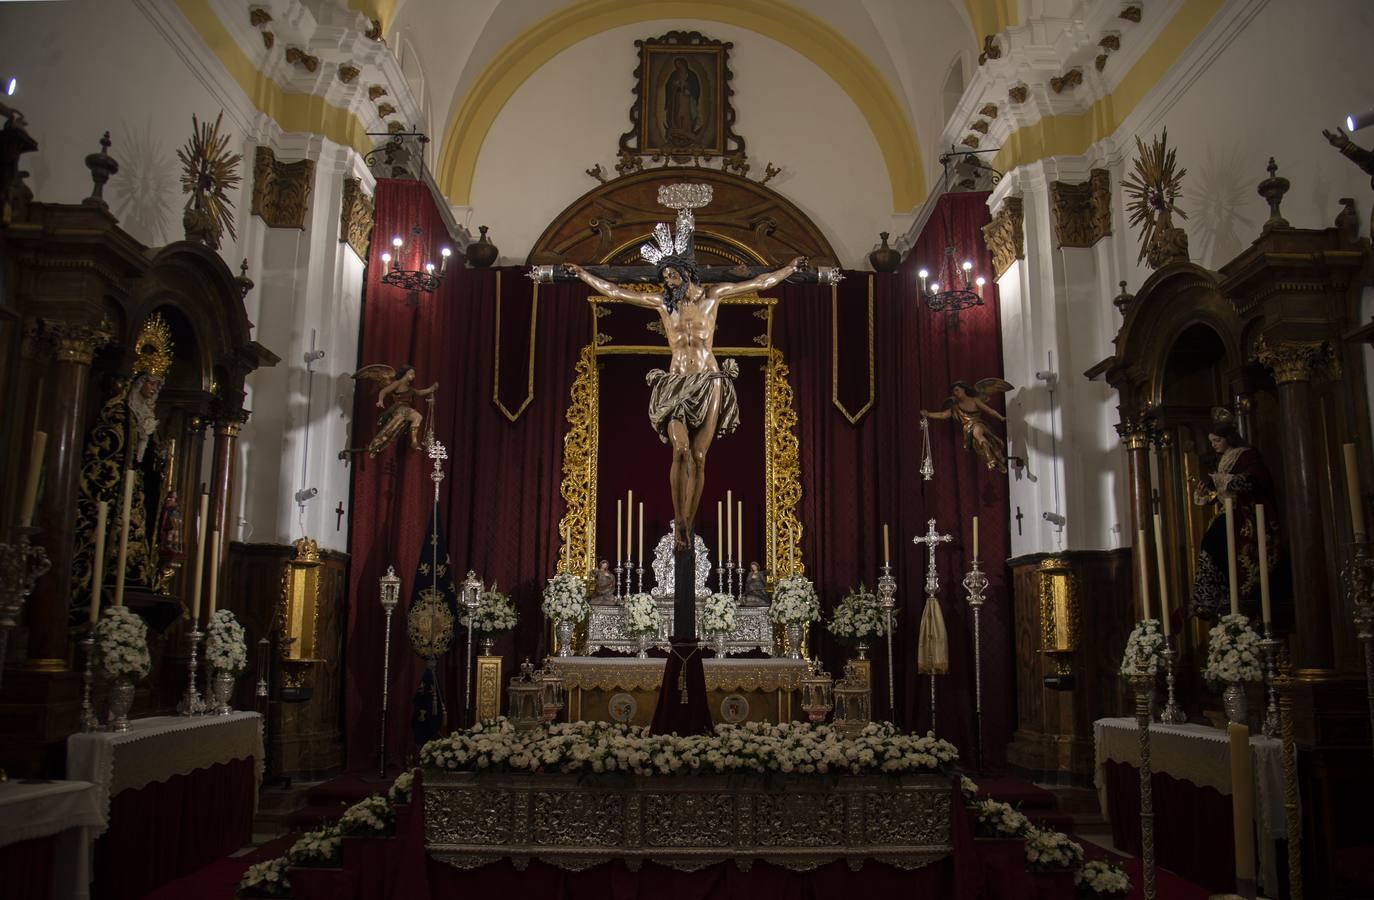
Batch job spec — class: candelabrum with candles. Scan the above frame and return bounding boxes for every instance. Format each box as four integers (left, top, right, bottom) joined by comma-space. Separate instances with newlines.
877, 563, 897, 719
379, 225, 451, 294
0, 534, 51, 688
961, 556, 989, 771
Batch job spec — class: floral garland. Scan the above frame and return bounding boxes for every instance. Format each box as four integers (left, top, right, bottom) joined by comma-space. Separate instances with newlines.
338, 793, 394, 836
1075, 859, 1131, 897
206, 608, 248, 675
768, 576, 820, 625
541, 572, 590, 623
285, 824, 341, 866
238, 857, 291, 897
421, 718, 959, 778
462, 586, 518, 636
388, 768, 417, 805
1118, 618, 1165, 678
620, 592, 659, 636
1024, 825, 1084, 871
827, 585, 890, 643
701, 592, 737, 634
1203, 612, 1264, 685
94, 605, 151, 683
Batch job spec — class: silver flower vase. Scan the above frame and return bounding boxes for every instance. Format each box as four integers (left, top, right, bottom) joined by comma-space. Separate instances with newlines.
556, 619, 575, 657
636, 632, 651, 659
1223, 682, 1247, 726
108, 679, 136, 732
712, 631, 728, 658
212, 669, 236, 715
785, 623, 803, 660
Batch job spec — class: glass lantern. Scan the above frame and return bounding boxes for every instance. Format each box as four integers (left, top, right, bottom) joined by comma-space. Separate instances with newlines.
507, 659, 545, 731
799, 658, 834, 723
537, 658, 565, 724
832, 661, 871, 738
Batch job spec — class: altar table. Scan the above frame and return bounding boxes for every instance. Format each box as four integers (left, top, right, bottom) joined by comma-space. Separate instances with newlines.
67, 712, 263, 900
549, 657, 808, 725
1093, 717, 1286, 896
0, 779, 103, 900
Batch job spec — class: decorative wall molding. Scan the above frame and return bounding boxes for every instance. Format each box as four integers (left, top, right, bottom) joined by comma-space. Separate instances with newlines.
339, 177, 375, 260
982, 196, 1025, 279
1049, 169, 1111, 248
251, 146, 315, 229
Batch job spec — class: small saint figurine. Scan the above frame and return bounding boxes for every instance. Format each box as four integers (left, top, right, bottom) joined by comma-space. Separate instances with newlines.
742, 561, 770, 606
921, 378, 1013, 472
590, 559, 617, 605
158, 489, 184, 560
342, 364, 438, 458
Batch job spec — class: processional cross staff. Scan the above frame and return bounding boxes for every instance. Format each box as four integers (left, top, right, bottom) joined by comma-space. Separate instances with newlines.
912, 518, 952, 734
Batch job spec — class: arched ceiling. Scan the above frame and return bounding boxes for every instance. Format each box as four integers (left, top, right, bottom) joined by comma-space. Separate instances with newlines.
385, 0, 978, 213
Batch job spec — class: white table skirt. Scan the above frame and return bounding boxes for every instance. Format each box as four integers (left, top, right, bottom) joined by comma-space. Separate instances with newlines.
66, 712, 264, 836
0, 780, 102, 900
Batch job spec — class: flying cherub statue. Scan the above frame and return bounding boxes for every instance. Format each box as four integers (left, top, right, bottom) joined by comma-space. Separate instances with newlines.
341, 364, 438, 458
921, 378, 1014, 472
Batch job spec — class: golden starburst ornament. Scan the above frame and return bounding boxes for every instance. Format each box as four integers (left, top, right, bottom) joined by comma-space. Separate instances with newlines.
1122, 128, 1190, 268
177, 111, 242, 250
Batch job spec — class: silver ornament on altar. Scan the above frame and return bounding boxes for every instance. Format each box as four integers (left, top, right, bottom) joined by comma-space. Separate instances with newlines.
650, 530, 712, 601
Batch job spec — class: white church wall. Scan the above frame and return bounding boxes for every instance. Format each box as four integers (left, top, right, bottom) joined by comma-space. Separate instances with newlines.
463, 20, 904, 269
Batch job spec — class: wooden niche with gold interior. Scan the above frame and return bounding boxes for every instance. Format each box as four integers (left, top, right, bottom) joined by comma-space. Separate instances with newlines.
277, 536, 327, 699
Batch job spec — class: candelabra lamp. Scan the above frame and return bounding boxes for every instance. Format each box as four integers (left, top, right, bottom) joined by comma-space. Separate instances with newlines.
507, 659, 545, 732
538, 659, 565, 725
378, 565, 401, 778
961, 557, 990, 772
0, 534, 50, 689
379, 224, 451, 294
832, 661, 871, 738
799, 658, 834, 723
877, 564, 898, 719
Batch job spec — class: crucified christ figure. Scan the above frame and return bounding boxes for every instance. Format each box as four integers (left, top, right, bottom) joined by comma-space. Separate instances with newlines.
563, 253, 806, 553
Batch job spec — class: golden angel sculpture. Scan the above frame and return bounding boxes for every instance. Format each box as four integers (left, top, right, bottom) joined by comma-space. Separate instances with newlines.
342, 364, 438, 458
921, 378, 1013, 472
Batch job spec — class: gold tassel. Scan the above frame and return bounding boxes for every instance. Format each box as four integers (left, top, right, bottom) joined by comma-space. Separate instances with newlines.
917, 595, 950, 675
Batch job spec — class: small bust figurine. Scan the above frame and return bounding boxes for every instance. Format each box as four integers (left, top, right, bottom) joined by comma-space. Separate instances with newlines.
590, 559, 617, 605
742, 561, 770, 606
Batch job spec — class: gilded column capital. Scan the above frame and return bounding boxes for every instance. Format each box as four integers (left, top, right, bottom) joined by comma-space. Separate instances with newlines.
1115, 417, 1151, 451
214, 409, 251, 437
251, 146, 315, 230
1254, 336, 1335, 385
981, 196, 1024, 280
1150, 429, 1174, 451
41, 318, 113, 366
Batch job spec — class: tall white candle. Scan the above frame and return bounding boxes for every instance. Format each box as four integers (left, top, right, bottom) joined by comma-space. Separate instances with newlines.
1257, 504, 1271, 625
737, 500, 742, 564
717, 501, 723, 565
207, 530, 221, 620
1224, 496, 1239, 616
190, 492, 208, 620
19, 430, 47, 527
1136, 528, 1151, 620
638, 502, 644, 567
113, 469, 135, 606
883, 524, 890, 566
972, 516, 979, 560
1153, 511, 1170, 637
89, 501, 108, 624
625, 490, 633, 565
616, 499, 622, 564
726, 490, 733, 563
1344, 443, 1366, 539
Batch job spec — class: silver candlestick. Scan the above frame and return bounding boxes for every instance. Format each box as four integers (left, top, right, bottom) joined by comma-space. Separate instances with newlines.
80, 633, 99, 732
1159, 642, 1186, 725
615, 562, 626, 599
732, 562, 742, 599
716, 565, 726, 595
635, 565, 644, 595
961, 557, 989, 771
1131, 652, 1157, 900
1260, 629, 1280, 738
0, 534, 51, 689
877, 563, 897, 720
178, 626, 205, 716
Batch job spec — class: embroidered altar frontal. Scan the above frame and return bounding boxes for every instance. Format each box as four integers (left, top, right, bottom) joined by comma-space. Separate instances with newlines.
549, 658, 807, 725
424, 770, 953, 873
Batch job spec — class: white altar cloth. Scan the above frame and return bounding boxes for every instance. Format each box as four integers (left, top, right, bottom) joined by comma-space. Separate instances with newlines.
0, 779, 102, 899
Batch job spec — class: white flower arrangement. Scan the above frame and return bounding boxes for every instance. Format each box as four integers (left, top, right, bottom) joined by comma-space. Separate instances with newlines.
1118, 618, 1166, 678
237, 856, 291, 897
94, 605, 151, 683
768, 576, 820, 625
388, 768, 417, 805
620, 592, 660, 636
701, 592, 738, 634
960, 775, 981, 804
337, 793, 394, 836
206, 608, 248, 675
827, 585, 890, 643
421, 718, 959, 778
972, 798, 1031, 838
1075, 859, 1131, 897
1024, 826, 1085, 871
1203, 613, 1264, 685
286, 824, 342, 866
541, 572, 590, 623
462, 586, 518, 636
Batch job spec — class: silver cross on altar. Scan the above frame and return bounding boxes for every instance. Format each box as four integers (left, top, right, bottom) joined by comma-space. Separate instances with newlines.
911, 518, 953, 596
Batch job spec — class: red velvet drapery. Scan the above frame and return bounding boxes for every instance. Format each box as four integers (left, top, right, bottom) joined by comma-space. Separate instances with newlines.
346, 183, 1009, 770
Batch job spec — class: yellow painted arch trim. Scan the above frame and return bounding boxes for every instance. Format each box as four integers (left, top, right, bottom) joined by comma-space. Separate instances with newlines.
436, 0, 926, 212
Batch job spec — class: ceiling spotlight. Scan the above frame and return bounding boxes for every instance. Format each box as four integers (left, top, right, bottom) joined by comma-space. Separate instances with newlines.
1347, 107, 1374, 132
3, 77, 15, 97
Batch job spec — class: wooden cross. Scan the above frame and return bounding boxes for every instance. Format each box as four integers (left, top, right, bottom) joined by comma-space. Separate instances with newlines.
1014, 506, 1023, 536
335, 501, 345, 531
911, 518, 953, 596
